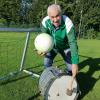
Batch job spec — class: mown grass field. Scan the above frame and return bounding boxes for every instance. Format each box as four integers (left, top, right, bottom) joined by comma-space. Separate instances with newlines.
0, 32, 100, 100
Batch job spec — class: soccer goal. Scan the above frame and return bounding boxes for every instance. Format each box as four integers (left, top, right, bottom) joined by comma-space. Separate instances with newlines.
0, 28, 41, 81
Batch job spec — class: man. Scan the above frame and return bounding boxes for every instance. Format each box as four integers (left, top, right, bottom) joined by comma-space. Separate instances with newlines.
38, 4, 79, 96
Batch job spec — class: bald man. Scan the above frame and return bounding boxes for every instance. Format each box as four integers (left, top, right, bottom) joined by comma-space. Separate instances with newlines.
39, 4, 79, 95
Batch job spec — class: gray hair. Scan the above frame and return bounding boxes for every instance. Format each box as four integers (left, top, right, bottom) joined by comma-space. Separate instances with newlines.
47, 4, 62, 15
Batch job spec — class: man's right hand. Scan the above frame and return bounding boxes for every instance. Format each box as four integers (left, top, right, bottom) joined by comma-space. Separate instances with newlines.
37, 51, 46, 56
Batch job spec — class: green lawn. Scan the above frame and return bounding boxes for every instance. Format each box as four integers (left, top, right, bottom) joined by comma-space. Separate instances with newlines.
0, 32, 100, 100
77, 39, 100, 100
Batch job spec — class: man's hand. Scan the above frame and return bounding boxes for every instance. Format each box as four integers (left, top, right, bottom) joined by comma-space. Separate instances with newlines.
66, 64, 78, 96
66, 77, 74, 96
37, 51, 46, 56
34, 49, 46, 56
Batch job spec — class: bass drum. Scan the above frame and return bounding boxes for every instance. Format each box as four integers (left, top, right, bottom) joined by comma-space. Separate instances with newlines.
39, 67, 80, 100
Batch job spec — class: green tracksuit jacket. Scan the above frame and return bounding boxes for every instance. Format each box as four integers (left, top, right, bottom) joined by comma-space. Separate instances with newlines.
41, 15, 79, 64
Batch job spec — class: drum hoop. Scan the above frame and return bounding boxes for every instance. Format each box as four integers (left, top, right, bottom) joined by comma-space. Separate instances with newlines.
44, 78, 55, 98
74, 80, 81, 100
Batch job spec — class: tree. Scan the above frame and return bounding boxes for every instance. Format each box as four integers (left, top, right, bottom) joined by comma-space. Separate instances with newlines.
0, 0, 20, 27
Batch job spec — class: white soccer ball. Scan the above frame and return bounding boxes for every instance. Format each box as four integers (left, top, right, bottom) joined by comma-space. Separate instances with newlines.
34, 33, 54, 52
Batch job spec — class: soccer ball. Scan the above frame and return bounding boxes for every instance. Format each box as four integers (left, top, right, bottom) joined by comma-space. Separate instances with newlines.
34, 33, 54, 52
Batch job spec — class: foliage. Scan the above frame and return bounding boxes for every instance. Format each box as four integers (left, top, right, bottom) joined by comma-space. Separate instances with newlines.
0, 0, 100, 38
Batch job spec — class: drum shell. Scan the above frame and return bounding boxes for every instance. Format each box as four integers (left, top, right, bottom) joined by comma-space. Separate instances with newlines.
39, 67, 61, 96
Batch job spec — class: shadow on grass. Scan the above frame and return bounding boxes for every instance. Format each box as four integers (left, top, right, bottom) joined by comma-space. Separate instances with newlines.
27, 91, 41, 100
0, 74, 30, 86
26, 59, 64, 75
0, 59, 63, 86
77, 56, 100, 99
27, 59, 63, 69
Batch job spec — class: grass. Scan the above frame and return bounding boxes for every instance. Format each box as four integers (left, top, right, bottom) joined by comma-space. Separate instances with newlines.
0, 32, 100, 100
77, 39, 100, 100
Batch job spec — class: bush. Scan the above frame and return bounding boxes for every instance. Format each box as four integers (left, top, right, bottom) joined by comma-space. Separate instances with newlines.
0, 18, 7, 27
0, 18, 6, 24
86, 29, 97, 39
96, 32, 100, 40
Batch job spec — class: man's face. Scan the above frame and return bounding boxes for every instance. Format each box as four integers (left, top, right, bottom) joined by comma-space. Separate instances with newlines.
48, 10, 61, 27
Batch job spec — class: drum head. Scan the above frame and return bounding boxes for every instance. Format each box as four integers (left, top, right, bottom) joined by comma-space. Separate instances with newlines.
45, 75, 78, 100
